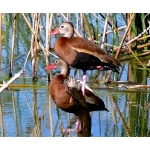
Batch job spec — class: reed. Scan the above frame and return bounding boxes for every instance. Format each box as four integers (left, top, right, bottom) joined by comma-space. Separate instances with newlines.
80, 13, 85, 38
48, 91, 54, 137
33, 88, 42, 137
31, 13, 41, 81
83, 14, 93, 41
101, 13, 109, 49
108, 97, 120, 136
0, 13, 2, 70
109, 95, 131, 137
0, 96, 4, 136
105, 13, 135, 83
11, 92, 19, 136
9, 13, 17, 77
45, 13, 52, 82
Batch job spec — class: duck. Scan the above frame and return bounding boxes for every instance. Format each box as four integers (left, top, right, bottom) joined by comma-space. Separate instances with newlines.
50, 22, 121, 95
46, 58, 108, 136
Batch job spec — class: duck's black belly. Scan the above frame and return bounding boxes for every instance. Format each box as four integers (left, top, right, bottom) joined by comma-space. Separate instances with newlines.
70, 52, 102, 71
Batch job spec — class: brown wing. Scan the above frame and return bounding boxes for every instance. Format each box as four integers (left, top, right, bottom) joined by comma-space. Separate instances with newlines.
69, 37, 121, 67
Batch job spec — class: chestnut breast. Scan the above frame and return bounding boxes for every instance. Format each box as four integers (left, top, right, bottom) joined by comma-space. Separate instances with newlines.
49, 75, 78, 113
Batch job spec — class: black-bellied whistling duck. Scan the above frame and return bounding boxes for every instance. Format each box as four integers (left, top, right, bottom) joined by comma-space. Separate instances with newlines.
50, 22, 121, 95
45, 58, 108, 136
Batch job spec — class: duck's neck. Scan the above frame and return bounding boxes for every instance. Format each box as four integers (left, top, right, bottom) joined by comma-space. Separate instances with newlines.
52, 65, 70, 84
62, 29, 74, 38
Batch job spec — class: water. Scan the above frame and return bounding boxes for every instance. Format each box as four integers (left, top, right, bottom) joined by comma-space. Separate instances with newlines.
1, 72, 150, 137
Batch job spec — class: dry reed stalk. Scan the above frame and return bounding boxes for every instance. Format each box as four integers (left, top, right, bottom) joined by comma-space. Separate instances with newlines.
0, 70, 24, 93
109, 48, 129, 53
11, 92, 19, 136
66, 13, 69, 20
45, 13, 53, 82
109, 95, 131, 137
107, 15, 121, 38
82, 14, 93, 40
127, 13, 132, 50
0, 13, 2, 70
108, 98, 120, 136
0, 96, 5, 136
39, 102, 48, 120
31, 13, 41, 80
126, 26, 150, 45
30, 14, 36, 80
9, 13, 17, 77
22, 13, 56, 79
104, 43, 118, 48
23, 50, 31, 70
105, 26, 127, 35
137, 35, 150, 41
126, 84, 150, 89
23, 90, 33, 115
60, 13, 81, 37
67, 113, 71, 131
80, 13, 85, 38
137, 43, 150, 49
76, 13, 79, 31
48, 93, 54, 136
126, 45, 148, 71
22, 13, 35, 35
105, 13, 135, 83
101, 13, 109, 49
121, 13, 127, 25
39, 42, 58, 58
137, 51, 150, 57
91, 13, 105, 24
116, 13, 135, 58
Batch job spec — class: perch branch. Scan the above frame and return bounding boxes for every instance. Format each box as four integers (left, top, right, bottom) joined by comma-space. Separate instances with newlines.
0, 70, 24, 93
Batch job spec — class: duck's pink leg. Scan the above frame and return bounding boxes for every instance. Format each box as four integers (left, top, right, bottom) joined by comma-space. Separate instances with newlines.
69, 97, 73, 103
82, 75, 86, 95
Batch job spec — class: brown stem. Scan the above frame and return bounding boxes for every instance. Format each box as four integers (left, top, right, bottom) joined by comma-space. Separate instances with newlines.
0, 96, 5, 136
101, 13, 109, 49
105, 13, 135, 83
9, 13, 17, 77
0, 13, 2, 70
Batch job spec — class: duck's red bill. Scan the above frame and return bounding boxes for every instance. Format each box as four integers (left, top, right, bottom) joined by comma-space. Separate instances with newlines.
45, 64, 56, 70
50, 28, 60, 35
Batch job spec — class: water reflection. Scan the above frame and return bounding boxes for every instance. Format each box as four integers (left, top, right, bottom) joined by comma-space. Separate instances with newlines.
0, 78, 150, 137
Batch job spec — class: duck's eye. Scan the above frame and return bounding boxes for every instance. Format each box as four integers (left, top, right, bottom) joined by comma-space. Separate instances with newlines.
55, 60, 59, 64
60, 25, 64, 29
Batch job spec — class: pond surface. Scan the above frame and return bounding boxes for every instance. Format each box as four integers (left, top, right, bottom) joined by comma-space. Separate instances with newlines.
0, 62, 150, 137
